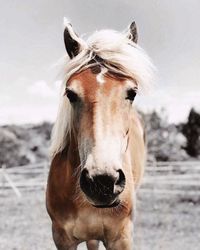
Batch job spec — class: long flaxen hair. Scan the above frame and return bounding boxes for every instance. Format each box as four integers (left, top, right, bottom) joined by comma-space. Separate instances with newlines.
50, 20, 154, 157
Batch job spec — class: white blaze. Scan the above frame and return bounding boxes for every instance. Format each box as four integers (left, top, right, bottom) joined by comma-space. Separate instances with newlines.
96, 67, 108, 84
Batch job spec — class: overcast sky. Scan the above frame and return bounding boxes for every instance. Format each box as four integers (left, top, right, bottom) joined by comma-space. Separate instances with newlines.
0, 0, 200, 124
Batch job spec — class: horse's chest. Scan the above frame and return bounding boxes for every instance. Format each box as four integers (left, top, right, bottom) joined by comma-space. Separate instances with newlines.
64, 209, 115, 241
74, 212, 104, 240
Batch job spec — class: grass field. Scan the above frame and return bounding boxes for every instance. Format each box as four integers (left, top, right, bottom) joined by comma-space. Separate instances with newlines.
1, 187, 200, 250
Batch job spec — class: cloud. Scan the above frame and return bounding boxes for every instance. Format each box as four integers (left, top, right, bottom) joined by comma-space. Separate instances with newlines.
28, 80, 61, 98
137, 85, 200, 123
0, 104, 59, 125
0, 78, 62, 125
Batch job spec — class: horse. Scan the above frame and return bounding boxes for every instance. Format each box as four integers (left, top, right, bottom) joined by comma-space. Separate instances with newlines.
46, 18, 154, 250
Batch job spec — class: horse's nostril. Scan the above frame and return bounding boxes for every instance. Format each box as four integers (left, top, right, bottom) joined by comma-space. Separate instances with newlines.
80, 168, 89, 181
80, 169, 93, 194
115, 170, 126, 192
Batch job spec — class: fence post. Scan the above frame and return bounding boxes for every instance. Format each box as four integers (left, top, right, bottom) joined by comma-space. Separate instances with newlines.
1, 164, 22, 198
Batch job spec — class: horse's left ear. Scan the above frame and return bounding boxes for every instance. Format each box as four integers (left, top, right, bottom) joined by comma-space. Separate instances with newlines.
127, 21, 138, 44
63, 18, 86, 59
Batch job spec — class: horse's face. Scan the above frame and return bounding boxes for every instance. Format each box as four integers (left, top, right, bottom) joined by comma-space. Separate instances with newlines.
66, 69, 137, 207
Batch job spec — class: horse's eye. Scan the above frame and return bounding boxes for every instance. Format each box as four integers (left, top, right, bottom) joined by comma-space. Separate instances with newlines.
65, 89, 78, 103
126, 88, 137, 102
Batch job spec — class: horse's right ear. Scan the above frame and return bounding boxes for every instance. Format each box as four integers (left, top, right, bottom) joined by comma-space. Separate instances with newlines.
63, 18, 86, 59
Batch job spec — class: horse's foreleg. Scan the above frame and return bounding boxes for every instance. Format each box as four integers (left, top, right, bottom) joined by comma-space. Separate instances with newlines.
106, 238, 132, 250
105, 221, 133, 250
86, 240, 99, 250
57, 246, 77, 250
52, 223, 78, 250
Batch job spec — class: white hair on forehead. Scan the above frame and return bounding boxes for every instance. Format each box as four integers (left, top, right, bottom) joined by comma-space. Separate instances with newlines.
87, 30, 155, 91
50, 29, 155, 157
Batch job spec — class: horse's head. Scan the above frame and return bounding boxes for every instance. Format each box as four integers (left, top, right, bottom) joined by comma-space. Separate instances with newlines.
67, 69, 138, 207
51, 20, 154, 208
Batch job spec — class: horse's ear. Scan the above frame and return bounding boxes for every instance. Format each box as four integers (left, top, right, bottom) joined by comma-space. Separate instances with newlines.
127, 21, 138, 44
63, 18, 86, 59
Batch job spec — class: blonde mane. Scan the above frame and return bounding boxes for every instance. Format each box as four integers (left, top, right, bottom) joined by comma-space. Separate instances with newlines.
50, 29, 155, 156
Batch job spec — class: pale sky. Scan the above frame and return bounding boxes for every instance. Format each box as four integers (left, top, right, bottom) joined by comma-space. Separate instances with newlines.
1, 0, 200, 124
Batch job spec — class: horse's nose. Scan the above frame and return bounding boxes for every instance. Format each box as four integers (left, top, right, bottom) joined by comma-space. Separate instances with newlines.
80, 169, 125, 207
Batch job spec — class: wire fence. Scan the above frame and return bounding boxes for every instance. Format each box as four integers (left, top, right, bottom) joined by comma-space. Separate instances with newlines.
0, 161, 200, 197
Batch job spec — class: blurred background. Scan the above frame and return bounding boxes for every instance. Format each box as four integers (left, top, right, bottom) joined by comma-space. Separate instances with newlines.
0, 1, 200, 250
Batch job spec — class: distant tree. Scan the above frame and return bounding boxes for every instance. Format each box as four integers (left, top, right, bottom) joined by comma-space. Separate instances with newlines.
181, 108, 200, 157
142, 110, 188, 161
0, 122, 53, 167
0, 128, 29, 167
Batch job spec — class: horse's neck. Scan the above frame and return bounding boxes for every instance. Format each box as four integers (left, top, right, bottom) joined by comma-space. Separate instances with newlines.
48, 136, 80, 205
49, 135, 79, 183
47, 138, 80, 219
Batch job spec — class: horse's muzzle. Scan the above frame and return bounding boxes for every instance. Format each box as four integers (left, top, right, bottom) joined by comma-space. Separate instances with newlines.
80, 169, 126, 208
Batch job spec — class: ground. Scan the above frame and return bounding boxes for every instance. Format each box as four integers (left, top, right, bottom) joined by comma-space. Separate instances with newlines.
0, 188, 199, 250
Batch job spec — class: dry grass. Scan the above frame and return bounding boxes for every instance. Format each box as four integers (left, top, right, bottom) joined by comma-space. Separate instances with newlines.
0, 188, 200, 250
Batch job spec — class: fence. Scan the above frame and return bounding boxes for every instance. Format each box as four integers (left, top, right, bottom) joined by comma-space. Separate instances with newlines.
0, 161, 200, 197
0, 162, 49, 197
141, 161, 200, 197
